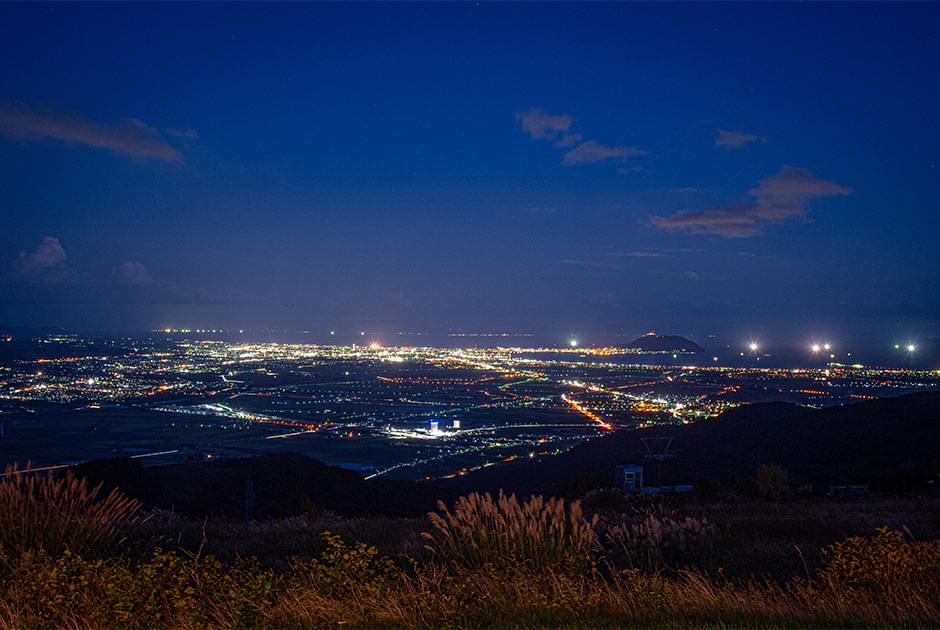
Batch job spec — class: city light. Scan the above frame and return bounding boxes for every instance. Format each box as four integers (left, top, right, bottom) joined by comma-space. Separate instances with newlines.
824, 343, 831, 351
569, 338, 579, 348
6, 334, 938, 484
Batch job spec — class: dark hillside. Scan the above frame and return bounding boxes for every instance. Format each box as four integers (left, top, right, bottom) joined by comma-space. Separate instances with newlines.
72, 453, 453, 519
438, 392, 940, 496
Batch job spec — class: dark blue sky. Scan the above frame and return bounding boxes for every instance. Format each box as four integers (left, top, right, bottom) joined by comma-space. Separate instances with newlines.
1, 3, 938, 348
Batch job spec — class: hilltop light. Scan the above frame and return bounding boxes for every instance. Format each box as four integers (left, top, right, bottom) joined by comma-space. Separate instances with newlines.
811, 344, 821, 353
748, 342, 759, 352
823, 343, 831, 351
569, 338, 579, 348
907, 343, 917, 353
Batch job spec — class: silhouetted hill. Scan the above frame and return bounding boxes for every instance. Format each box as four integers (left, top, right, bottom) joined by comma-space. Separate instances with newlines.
438, 392, 940, 497
72, 453, 455, 520
625, 334, 704, 353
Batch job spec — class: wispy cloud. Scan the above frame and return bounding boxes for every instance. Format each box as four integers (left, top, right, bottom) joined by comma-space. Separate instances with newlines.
515, 109, 573, 140
608, 250, 666, 258
13, 236, 72, 284
111, 261, 154, 287
515, 107, 646, 167
560, 258, 620, 269
0, 101, 182, 162
650, 166, 851, 237
165, 127, 199, 140
715, 129, 764, 149
561, 140, 646, 166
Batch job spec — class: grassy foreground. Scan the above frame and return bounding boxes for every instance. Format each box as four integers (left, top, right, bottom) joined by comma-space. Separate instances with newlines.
1, 465, 939, 628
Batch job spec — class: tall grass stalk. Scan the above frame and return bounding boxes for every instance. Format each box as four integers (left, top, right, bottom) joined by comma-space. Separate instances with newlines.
423, 490, 598, 572
0, 463, 143, 557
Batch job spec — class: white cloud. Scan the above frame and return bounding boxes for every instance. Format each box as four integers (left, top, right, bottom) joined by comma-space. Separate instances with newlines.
13, 236, 72, 283
514, 108, 573, 140
651, 166, 851, 237
715, 129, 764, 149
515, 107, 646, 168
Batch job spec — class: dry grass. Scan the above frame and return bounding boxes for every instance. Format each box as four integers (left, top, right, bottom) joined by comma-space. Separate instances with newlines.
0, 463, 143, 558
423, 490, 598, 572
1, 484, 939, 628
604, 509, 717, 572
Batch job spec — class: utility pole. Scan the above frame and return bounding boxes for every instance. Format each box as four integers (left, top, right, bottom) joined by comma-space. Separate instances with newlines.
641, 436, 675, 486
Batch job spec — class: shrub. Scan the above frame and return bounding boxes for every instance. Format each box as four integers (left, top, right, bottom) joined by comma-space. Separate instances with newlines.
817, 527, 940, 598
423, 491, 598, 573
0, 463, 143, 558
2, 548, 277, 628
757, 463, 790, 500
288, 531, 397, 595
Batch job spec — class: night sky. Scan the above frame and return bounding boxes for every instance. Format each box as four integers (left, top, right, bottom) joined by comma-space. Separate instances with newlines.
1, 3, 938, 348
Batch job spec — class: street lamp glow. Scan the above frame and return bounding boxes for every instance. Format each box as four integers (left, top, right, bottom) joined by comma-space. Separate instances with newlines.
823, 343, 831, 351
569, 338, 579, 348
748, 342, 759, 352
811, 344, 821, 353
907, 343, 917, 353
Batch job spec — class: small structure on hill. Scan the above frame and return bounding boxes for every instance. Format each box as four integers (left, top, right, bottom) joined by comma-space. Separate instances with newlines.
614, 464, 644, 491
615, 463, 694, 495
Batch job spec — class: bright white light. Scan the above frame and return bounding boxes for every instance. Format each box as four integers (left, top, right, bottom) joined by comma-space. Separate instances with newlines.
748, 342, 759, 352
823, 343, 831, 351
369, 341, 382, 350
569, 339, 579, 348
907, 344, 917, 353
811, 344, 821, 353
